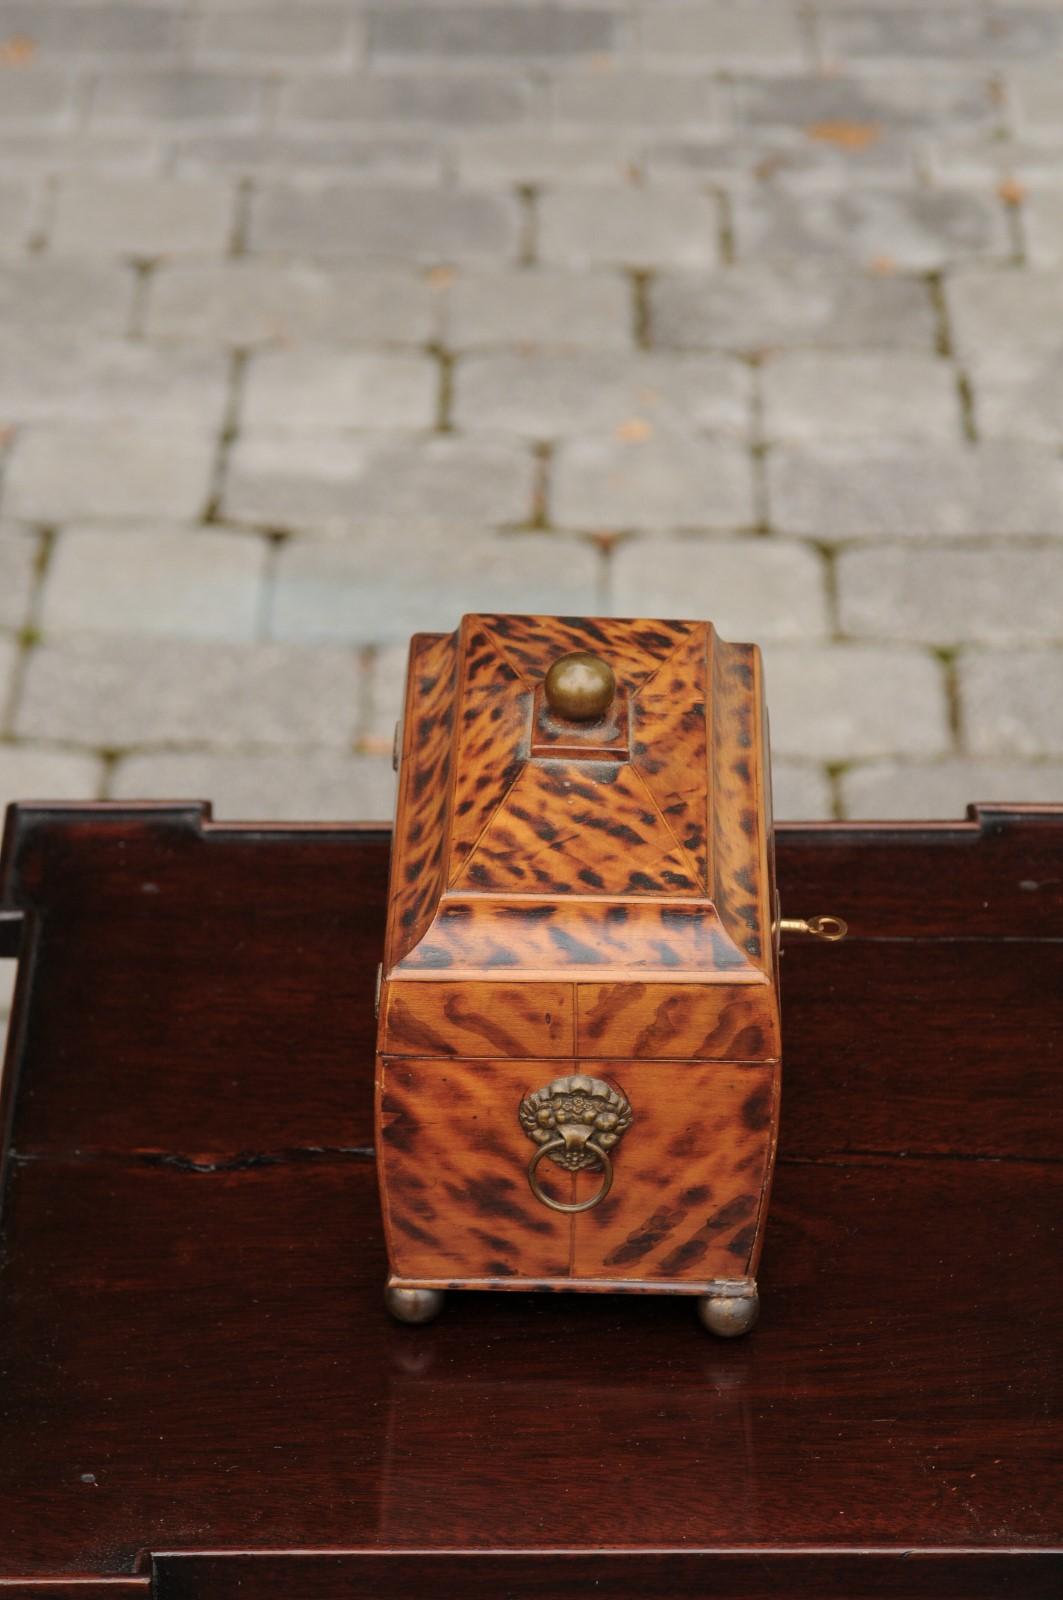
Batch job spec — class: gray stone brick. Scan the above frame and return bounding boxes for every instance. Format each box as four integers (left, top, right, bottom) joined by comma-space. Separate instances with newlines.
651, 264, 935, 352
371, 6, 622, 61
42, 526, 267, 641
1007, 67, 1063, 135
269, 530, 600, 645
640, 3, 808, 68
922, 133, 1063, 188
840, 758, 1063, 819
0, 259, 134, 336
0, 635, 16, 714
452, 352, 751, 440
3, 424, 215, 522
90, 70, 267, 128
242, 349, 437, 430
551, 72, 727, 129
735, 73, 999, 132
0, 525, 39, 630
110, 749, 395, 821
768, 443, 1063, 539
838, 545, 1063, 644
762, 353, 961, 442
0, 333, 228, 427
0, 3, 185, 57
959, 650, 1063, 757
0, 67, 78, 128
0, 744, 102, 806
280, 72, 543, 128
967, 348, 1063, 445
50, 177, 234, 257
14, 635, 363, 749
733, 185, 1010, 270
1024, 189, 1063, 267
646, 128, 916, 190
553, 432, 756, 532
363, 641, 409, 743
224, 433, 534, 534
770, 760, 833, 820
147, 261, 440, 347
445, 269, 630, 350
946, 268, 1063, 357
609, 536, 828, 638
2, 0, 1054, 820
172, 132, 442, 182
538, 187, 719, 268
0, 179, 38, 254
454, 130, 635, 185
250, 182, 520, 262
0, 131, 161, 174
820, 6, 1063, 63
761, 643, 949, 759
193, 6, 360, 66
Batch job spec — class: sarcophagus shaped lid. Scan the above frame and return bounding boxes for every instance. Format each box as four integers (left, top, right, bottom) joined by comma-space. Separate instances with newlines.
385, 613, 775, 985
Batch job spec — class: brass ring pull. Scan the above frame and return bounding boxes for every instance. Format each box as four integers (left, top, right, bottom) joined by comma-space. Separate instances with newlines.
518, 1073, 633, 1213
527, 1137, 614, 1214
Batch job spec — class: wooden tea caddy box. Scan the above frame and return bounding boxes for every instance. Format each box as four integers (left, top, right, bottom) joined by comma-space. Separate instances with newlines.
375, 613, 844, 1336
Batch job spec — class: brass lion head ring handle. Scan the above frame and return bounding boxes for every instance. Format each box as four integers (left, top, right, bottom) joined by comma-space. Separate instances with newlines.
518, 1073, 632, 1215
527, 1135, 615, 1214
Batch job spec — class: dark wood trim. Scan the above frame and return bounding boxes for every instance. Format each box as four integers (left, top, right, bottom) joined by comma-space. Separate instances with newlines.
152, 1549, 1063, 1600
0, 802, 1058, 1591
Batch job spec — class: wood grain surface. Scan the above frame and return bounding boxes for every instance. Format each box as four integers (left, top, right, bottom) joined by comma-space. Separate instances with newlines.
0, 802, 1059, 1595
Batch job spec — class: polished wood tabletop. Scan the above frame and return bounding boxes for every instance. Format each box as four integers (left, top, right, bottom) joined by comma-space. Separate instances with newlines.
0, 802, 1059, 1598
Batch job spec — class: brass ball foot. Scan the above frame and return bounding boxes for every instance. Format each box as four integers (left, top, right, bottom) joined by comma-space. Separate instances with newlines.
697, 1286, 759, 1338
385, 1285, 445, 1325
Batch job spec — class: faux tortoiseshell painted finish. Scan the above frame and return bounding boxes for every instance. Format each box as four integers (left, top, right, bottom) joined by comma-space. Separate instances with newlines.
387, 614, 774, 979
575, 983, 781, 1061
379, 1058, 572, 1283
376, 613, 781, 1300
385, 630, 458, 970
711, 638, 771, 966
379, 1059, 776, 1288
384, 981, 573, 1059
572, 1061, 777, 1282
454, 757, 703, 900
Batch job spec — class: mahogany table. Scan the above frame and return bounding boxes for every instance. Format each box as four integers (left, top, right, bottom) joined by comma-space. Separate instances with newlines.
0, 801, 1059, 1599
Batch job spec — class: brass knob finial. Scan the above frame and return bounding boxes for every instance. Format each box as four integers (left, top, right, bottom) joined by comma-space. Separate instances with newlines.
544, 651, 615, 722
